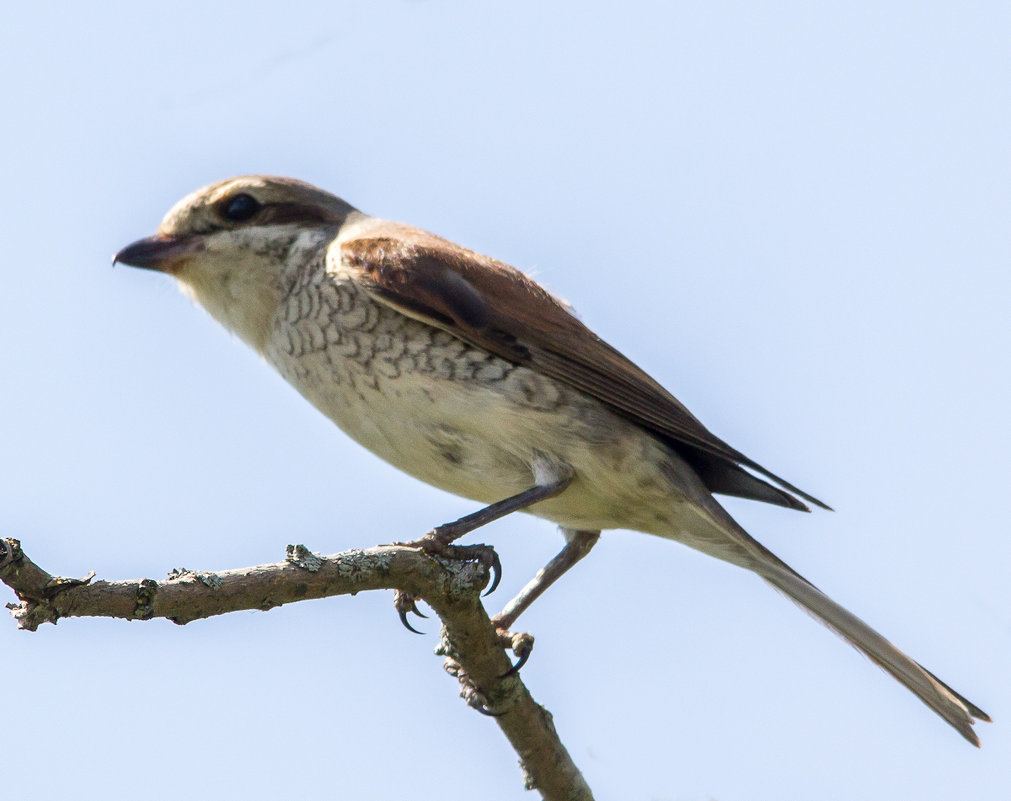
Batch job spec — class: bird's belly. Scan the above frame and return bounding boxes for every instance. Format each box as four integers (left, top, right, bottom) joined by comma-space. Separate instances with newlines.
265, 295, 696, 535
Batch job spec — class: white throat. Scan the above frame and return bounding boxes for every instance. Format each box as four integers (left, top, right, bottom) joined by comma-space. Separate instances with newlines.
178, 227, 330, 353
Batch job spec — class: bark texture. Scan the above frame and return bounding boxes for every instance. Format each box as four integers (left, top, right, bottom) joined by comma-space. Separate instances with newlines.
0, 538, 593, 801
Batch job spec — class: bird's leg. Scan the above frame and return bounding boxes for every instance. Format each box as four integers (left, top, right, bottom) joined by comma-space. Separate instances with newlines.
494, 528, 600, 633
488, 528, 600, 676
434, 478, 572, 541
403, 473, 573, 589
394, 472, 573, 634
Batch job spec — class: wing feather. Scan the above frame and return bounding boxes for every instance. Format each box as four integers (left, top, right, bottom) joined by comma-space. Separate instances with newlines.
342, 228, 829, 511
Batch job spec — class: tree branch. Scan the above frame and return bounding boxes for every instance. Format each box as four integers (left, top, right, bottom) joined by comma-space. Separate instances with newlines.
0, 538, 593, 801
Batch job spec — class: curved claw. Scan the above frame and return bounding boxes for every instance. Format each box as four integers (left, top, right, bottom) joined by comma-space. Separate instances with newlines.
394, 590, 427, 634
398, 609, 425, 635
499, 647, 532, 679
483, 550, 503, 596
474, 703, 504, 717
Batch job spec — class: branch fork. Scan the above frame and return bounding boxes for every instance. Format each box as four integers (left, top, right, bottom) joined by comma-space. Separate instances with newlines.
0, 537, 593, 800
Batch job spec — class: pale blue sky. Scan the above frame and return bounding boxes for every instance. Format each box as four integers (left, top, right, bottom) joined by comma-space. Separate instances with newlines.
2, 2, 1008, 799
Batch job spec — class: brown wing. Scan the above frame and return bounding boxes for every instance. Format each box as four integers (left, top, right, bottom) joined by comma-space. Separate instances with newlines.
342, 226, 829, 512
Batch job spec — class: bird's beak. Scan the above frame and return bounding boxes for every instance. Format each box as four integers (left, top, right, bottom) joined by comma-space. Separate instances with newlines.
113, 234, 200, 273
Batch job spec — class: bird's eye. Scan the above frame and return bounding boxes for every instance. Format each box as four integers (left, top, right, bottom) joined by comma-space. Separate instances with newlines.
220, 193, 261, 223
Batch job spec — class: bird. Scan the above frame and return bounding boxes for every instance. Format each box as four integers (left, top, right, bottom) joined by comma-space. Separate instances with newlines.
114, 174, 988, 745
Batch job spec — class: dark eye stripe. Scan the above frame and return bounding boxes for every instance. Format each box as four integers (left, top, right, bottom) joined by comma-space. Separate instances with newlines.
257, 202, 348, 226
207, 197, 348, 232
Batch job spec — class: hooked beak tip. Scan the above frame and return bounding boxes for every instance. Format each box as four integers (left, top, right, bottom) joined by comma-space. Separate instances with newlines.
113, 235, 196, 273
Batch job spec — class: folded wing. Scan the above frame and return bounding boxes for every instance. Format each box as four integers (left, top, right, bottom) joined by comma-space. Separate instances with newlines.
342, 227, 829, 512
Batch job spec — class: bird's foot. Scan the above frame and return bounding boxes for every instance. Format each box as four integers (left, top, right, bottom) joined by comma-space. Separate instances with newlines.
393, 589, 428, 634
398, 533, 502, 596
492, 625, 535, 677
439, 627, 532, 719
443, 656, 501, 717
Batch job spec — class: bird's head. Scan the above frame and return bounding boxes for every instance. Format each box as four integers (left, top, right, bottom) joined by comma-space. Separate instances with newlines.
114, 175, 357, 352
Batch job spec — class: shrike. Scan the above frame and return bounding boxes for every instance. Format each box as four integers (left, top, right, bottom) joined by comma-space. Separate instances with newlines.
115, 175, 987, 744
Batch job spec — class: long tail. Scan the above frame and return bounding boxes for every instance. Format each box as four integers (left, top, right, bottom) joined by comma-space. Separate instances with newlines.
759, 562, 990, 745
